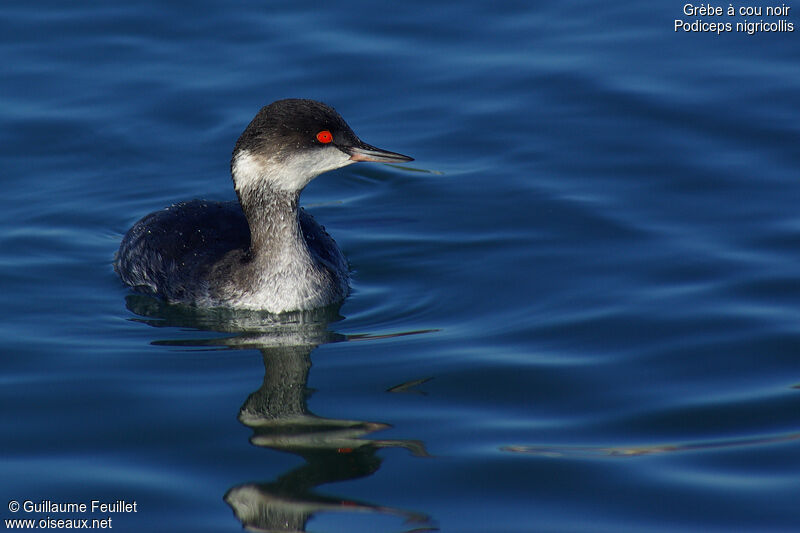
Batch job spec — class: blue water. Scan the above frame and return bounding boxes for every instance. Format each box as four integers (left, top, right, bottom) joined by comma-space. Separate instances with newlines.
2, 1, 799, 531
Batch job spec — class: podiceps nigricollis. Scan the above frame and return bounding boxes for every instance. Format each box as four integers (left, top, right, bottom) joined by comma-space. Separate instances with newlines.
115, 99, 413, 313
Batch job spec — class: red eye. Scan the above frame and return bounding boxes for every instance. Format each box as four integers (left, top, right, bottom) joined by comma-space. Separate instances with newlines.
316, 130, 333, 144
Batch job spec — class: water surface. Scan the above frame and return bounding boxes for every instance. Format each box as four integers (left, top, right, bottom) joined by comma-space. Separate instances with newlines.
1, 1, 799, 531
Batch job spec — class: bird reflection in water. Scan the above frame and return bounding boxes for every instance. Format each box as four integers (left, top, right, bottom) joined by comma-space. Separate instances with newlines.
124, 295, 435, 532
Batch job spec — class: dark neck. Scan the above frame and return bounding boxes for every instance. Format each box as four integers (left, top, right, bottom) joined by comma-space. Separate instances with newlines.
236, 184, 305, 260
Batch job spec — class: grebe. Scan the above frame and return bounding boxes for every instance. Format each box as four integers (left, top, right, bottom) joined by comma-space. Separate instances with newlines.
115, 99, 412, 313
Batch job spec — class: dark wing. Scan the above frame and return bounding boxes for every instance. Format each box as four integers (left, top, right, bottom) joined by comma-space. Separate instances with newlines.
115, 200, 250, 302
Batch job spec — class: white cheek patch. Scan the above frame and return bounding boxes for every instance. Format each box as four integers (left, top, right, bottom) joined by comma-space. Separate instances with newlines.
232, 148, 354, 193
231, 150, 266, 192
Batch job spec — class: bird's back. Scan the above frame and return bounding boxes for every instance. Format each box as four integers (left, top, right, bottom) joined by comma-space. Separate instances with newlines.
115, 200, 250, 303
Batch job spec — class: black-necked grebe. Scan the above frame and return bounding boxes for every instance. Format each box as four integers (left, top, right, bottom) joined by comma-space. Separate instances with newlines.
115, 99, 413, 313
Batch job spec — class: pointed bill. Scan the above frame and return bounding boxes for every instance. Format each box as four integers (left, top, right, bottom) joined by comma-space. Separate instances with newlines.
345, 140, 413, 163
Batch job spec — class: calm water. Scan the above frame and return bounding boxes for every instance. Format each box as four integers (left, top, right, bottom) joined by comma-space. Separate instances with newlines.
2, 1, 799, 531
